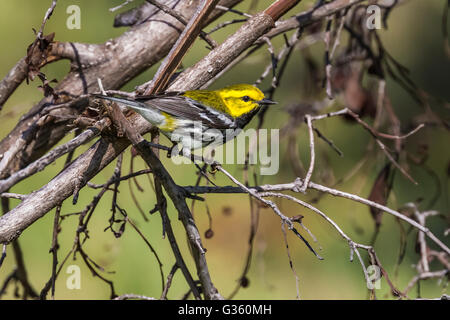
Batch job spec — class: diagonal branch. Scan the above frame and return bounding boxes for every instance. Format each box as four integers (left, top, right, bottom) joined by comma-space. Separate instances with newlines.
142, 0, 221, 95
0, 118, 110, 194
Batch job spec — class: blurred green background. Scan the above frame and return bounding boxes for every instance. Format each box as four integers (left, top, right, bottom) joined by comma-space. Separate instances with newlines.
0, 0, 448, 300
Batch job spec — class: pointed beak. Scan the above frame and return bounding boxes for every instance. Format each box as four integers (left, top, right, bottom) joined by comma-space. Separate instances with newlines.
258, 98, 277, 105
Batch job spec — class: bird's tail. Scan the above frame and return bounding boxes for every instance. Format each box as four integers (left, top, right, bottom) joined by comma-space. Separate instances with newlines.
92, 94, 150, 113
93, 94, 166, 126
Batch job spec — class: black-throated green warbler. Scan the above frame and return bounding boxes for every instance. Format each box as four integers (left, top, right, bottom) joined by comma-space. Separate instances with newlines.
95, 84, 276, 152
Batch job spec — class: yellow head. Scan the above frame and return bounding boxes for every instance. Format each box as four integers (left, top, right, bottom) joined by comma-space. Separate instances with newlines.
215, 84, 275, 118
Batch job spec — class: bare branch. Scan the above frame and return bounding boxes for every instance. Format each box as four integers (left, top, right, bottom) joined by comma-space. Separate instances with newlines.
216, 165, 323, 260
181, 177, 450, 255
0, 193, 27, 201
0, 118, 110, 194
142, 0, 221, 94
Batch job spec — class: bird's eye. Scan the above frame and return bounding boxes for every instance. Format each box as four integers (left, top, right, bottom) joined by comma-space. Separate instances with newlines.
242, 96, 250, 102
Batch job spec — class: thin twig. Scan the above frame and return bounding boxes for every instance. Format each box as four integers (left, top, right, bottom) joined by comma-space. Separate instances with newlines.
215, 4, 253, 18
206, 18, 247, 34
0, 193, 27, 201
216, 165, 323, 259
146, 0, 217, 49
142, 0, 220, 94
36, 0, 58, 40
87, 169, 153, 189
181, 177, 450, 255
114, 293, 156, 300
160, 263, 178, 299
308, 108, 421, 184
281, 221, 301, 299
324, 16, 333, 99
0, 244, 6, 269
300, 115, 315, 193
0, 118, 110, 194
50, 205, 61, 299
109, 0, 134, 12
122, 215, 165, 290
403, 270, 449, 295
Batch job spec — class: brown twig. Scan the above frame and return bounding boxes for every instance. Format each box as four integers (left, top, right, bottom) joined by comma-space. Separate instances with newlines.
141, 0, 221, 95
87, 169, 153, 189
145, 0, 218, 49
160, 263, 179, 300
0, 1, 57, 109
281, 221, 301, 299
264, 0, 301, 21
121, 213, 165, 290
49, 205, 61, 299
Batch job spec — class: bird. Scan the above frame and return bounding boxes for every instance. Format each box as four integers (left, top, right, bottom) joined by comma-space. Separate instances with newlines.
94, 84, 277, 155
